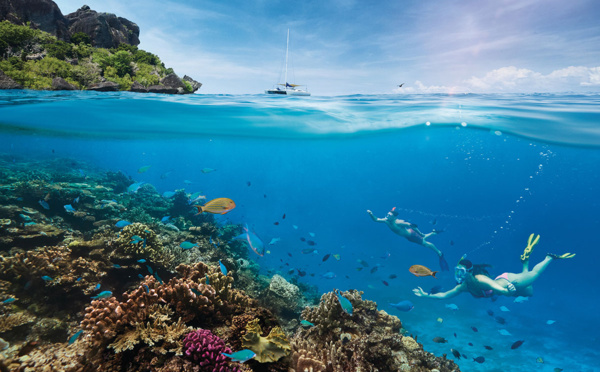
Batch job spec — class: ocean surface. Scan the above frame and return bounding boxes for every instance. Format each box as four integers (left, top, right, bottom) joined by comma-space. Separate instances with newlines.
1, 91, 599, 371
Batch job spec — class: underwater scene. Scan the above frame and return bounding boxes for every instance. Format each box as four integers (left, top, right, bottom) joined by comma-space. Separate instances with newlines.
0, 91, 599, 372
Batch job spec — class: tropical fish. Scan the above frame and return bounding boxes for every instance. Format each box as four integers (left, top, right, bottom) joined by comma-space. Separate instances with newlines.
232, 224, 264, 256
137, 165, 151, 173
370, 266, 379, 274
137, 259, 146, 263
536, 357, 544, 363
146, 265, 153, 274
333, 254, 341, 260
321, 272, 336, 279
131, 235, 144, 244
500, 305, 510, 312
546, 320, 556, 325
282, 213, 286, 219
160, 216, 171, 223
142, 284, 149, 293
409, 265, 437, 278
486, 309, 494, 316
183, 180, 193, 185
94, 283, 101, 291
115, 220, 131, 228
193, 198, 236, 215
471, 326, 478, 332
2, 298, 16, 304
498, 329, 511, 336
513, 296, 528, 303
322, 254, 330, 262
153, 272, 164, 285
127, 182, 144, 193
495, 316, 506, 324
433, 337, 447, 343
162, 191, 176, 198
68, 330, 83, 345
300, 237, 306, 242
357, 259, 369, 267
38, 200, 50, 210
64, 204, 76, 213
511, 340, 524, 350
113, 264, 121, 268
201, 168, 216, 173
296, 269, 306, 277
437, 318, 443, 323
188, 192, 206, 204
309, 232, 315, 237
180, 241, 198, 250
389, 300, 414, 312
205, 274, 210, 285
41, 276, 53, 282
445, 303, 459, 310
73, 196, 80, 204
138, 274, 144, 279
300, 320, 314, 327
554, 368, 563, 372
91, 291, 112, 299
382, 280, 389, 286
221, 349, 256, 363
484, 345, 493, 350
219, 260, 227, 275
389, 274, 397, 279
269, 237, 281, 245
307, 240, 316, 246
293, 225, 298, 229
450, 349, 461, 359
336, 291, 353, 315
473, 356, 485, 364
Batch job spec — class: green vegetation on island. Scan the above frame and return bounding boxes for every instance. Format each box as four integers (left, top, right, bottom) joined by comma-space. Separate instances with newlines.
0, 21, 195, 93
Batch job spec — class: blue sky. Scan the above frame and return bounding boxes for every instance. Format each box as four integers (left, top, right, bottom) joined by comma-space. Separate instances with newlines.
54, 0, 600, 95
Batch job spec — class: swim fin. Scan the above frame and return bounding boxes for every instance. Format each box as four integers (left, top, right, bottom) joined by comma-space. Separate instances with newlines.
439, 254, 449, 271
547, 252, 575, 260
521, 233, 540, 262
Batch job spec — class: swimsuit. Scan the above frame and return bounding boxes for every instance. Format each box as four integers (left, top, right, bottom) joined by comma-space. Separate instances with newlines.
406, 228, 424, 244
495, 273, 510, 281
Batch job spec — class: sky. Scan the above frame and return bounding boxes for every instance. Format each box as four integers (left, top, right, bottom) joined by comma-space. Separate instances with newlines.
53, 0, 600, 95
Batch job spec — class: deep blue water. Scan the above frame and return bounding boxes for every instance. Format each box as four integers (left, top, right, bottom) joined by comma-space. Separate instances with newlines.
1, 91, 599, 371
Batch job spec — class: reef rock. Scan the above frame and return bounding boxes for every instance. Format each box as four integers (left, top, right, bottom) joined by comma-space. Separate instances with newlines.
0, 0, 69, 40
260, 274, 302, 317
87, 81, 119, 92
0, 70, 23, 89
51, 77, 77, 90
183, 75, 202, 92
65, 5, 140, 48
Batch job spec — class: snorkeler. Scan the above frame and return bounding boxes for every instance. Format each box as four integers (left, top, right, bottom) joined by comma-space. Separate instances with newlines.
412, 234, 575, 299
367, 208, 449, 271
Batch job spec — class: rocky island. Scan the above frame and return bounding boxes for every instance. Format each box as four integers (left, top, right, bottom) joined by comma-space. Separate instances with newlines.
0, 0, 201, 93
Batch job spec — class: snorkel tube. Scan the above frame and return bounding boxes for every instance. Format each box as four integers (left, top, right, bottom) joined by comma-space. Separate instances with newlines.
455, 254, 471, 284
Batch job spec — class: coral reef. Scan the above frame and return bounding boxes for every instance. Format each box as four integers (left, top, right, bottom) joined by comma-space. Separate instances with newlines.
260, 274, 302, 318
182, 329, 241, 372
241, 319, 290, 363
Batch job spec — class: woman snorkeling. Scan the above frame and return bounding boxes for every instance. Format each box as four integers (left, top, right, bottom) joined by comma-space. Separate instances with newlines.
368, 207, 449, 271
413, 234, 575, 299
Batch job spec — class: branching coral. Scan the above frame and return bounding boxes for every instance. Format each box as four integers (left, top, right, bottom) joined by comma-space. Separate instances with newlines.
182, 329, 241, 372
0, 312, 35, 332
241, 319, 290, 363
113, 223, 168, 262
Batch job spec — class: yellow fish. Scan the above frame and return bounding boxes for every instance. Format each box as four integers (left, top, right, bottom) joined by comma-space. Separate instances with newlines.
137, 165, 151, 173
333, 254, 341, 261
437, 318, 443, 324
194, 198, 236, 215
409, 265, 437, 278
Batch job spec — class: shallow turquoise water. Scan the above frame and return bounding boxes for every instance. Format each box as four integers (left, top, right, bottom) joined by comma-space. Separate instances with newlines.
1, 91, 599, 371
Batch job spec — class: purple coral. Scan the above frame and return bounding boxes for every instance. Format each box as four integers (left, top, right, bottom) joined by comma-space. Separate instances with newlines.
183, 329, 241, 372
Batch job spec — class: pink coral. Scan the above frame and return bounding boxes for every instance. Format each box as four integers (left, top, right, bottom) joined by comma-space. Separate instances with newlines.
183, 329, 241, 372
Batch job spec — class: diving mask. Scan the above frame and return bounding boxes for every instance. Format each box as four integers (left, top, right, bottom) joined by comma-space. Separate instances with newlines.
454, 265, 471, 284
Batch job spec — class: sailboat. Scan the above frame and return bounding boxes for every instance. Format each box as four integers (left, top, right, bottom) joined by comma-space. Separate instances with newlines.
265, 30, 310, 96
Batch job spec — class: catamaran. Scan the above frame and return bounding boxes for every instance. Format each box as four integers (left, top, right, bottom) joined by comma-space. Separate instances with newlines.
265, 30, 310, 96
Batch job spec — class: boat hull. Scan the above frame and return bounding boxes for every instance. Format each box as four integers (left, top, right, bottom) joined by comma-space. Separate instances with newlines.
265, 89, 310, 96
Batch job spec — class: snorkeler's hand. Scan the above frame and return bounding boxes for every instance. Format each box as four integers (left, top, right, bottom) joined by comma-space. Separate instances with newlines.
412, 287, 428, 297
367, 210, 373, 215
507, 283, 516, 293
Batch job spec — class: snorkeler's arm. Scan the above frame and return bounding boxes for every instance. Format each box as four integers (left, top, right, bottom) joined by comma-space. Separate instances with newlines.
477, 275, 513, 295
367, 210, 386, 222
413, 284, 464, 299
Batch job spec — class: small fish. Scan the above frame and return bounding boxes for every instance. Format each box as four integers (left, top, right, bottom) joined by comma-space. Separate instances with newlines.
450, 349, 461, 359
536, 357, 544, 363
246, 181, 251, 186
307, 240, 316, 246
293, 225, 298, 229
73, 196, 80, 204
309, 232, 315, 237
131, 235, 144, 244
554, 368, 563, 372
75, 277, 82, 282
232, 224, 265, 256
193, 198, 236, 215
445, 304, 459, 310
162, 191, 176, 198
137, 259, 146, 263
300, 237, 306, 242
302, 248, 318, 254
219, 260, 227, 275
484, 345, 493, 350
91, 291, 112, 299
180, 241, 198, 250
138, 274, 144, 279
450, 240, 455, 245
473, 356, 485, 364
430, 285, 443, 294
370, 266, 379, 274
495, 316, 506, 324
115, 220, 131, 228
498, 329, 511, 336
333, 254, 341, 260
513, 296, 528, 303
68, 329, 84, 344
511, 340, 524, 350
468, 342, 473, 346
205, 274, 210, 285
273, 222, 279, 225
300, 320, 314, 327
269, 237, 281, 245
382, 280, 389, 286
296, 269, 306, 277
160, 216, 171, 223
2, 298, 16, 304
137, 165, 151, 173
487, 309, 494, 316
546, 320, 556, 325
287, 269, 295, 275
357, 259, 369, 267
113, 264, 121, 268
321, 272, 336, 279
409, 265, 437, 278
336, 291, 353, 315
38, 199, 50, 210
322, 254, 330, 262
127, 182, 144, 193
153, 272, 164, 285
142, 284, 149, 293
41, 275, 53, 282
282, 213, 286, 219
389, 274, 397, 279
64, 204, 75, 213
201, 168, 216, 173
437, 318, 443, 323
500, 306, 510, 312
221, 349, 256, 363
146, 265, 153, 274
389, 300, 414, 312
471, 326, 478, 332
94, 283, 101, 291
453, 332, 457, 338
433, 337, 447, 343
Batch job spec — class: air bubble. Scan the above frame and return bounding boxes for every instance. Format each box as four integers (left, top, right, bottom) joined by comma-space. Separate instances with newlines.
461, 122, 467, 127
494, 130, 502, 136
426, 121, 431, 126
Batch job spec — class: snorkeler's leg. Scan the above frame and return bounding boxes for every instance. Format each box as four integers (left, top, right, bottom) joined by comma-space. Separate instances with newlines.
510, 256, 553, 288
423, 241, 448, 271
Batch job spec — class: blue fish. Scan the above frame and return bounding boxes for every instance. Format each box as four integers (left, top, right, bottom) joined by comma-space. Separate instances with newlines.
146, 265, 153, 274
19, 214, 32, 222
41, 275, 53, 282
336, 291, 353, 315
160, 216, 171, 223
321, 272, 336, 279
94, 283, 101, 291
221, 349, 256, 363
64, 204, 76, 213
209, 237, 218, 248
219, 260, 227, 275
205, 274, 210, 285
137, 259, 146, 263
153, 272, 164, 285
68, 330, 83, 344
137, 274, 144, 279
91, 291, 112, 299
142, 284, 149, 293
76, 277, 82, 282
300, 320, 314, 327
115, 220, 131, 228
389, 300, 414, 312
180, 241, 198, 250
131, 235, 144, 244
73, 196, 80, 204
38, 199, 50, 210
78, 169, 85, 177
2, 298, 16, 304
127, 182, 144, 193
232, 224, 265, 256
24, 222, 37, 226
191, 288, 202, 296
162, 191, 176, 198
113, 264, 121, 269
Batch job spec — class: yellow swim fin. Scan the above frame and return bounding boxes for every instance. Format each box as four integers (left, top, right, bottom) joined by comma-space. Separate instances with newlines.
547, 252, 576, 260
521, 233, 540, 262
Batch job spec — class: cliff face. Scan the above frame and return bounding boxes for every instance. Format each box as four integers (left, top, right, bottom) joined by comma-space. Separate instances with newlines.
65, 5, 139, 48
0, 0, 69, 39
0, 1, 140, 48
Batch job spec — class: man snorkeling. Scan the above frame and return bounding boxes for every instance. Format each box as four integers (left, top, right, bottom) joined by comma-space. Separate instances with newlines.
412, 234, 575, 299
367, 207, 449, 271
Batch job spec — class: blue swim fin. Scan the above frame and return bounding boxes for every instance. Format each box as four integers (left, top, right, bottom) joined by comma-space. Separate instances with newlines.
439, 254, 449, 271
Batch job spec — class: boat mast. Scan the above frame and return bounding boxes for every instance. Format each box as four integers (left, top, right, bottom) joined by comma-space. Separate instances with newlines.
284, 29, 289, 91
